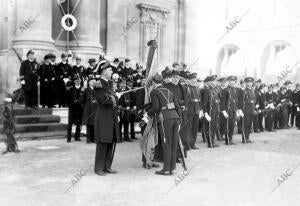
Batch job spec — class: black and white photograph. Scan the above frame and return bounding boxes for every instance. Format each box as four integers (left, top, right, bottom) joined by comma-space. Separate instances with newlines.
0, 0, 300, 205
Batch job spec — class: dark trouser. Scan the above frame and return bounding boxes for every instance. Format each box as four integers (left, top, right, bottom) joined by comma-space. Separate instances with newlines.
273, 109, 280, 129
86, 125, 95, 143
158, 119, 180, 171
203, 110, 219, 147
228, 109, 236, 141
119, 113, 135, 140
219, 113, 226, 138
57, 80, 66, 107
94, 142, 114, 172
237, 118, 242, 133
244, 112, 254, 140
291, 106, 297, 127
279, 104, 289, 129
253, 112, 259, 131
187, 113, 199, 147
24, 89, 38, 107
265, 109, 274, 131
180, 111, 189, 151
67, 124, 81, 140
296, 111, 300, 128
258, 111, 264, 131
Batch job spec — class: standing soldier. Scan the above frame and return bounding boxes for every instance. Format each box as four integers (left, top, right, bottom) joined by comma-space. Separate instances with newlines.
218, 77, 229, 141
56, 53, 72, 107
242, 77, 256, 143
81, 78, 98, 143
202, 75, 220, 148
144, 73, 182, 175
253, 79, 261, 133
278, 86, 289, 129
294, 83, 300, 129
257, 83, 267, 132
226, 75, 240, 145
237, 79, 246, 134
66, 79, 83, 142
284, 80, 293, 127
93, 60, 120, 176
291, 83, 299, 127
265, 84, 275, 132
19, 50, 38, 109
186, 73, 202, 150
273, 83, 280, 130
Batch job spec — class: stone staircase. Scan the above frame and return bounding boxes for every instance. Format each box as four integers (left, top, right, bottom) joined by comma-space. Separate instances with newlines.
0, 106, 67, 141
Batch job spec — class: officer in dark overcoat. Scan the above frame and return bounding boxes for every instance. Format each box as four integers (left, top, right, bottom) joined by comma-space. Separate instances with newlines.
294, 83, 300, 129
19, 50, 38, 108
93, 60, 120, 176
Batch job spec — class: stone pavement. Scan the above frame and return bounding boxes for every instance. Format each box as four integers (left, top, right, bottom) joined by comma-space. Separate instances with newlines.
1, 128, 300, 206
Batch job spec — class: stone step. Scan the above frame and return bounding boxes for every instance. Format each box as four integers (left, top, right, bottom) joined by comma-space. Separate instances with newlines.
14, 115, 61, 124
0, 131, 67, 141
14, 123, 67, 133
12, 108, 53, 116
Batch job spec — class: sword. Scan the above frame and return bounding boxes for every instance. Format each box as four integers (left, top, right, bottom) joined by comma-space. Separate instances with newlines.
118, 86, 145, 95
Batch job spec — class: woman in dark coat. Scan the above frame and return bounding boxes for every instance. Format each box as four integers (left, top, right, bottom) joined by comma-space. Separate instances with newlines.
66, 79, 83, 142
80, 78, 97, 143
93, 61, 120, 176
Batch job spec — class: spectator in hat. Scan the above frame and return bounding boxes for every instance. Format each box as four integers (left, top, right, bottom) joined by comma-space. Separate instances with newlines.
19, 49, 39, 109
56, 53, 72, 107
84, 58, 97, 79
66, 78, 84, 142
38, 54, 56, 108
121, 58, 133, 78
70, 57, 84, 85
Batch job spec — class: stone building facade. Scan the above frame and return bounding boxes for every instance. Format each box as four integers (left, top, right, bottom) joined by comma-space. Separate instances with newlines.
0, 0, 186, 97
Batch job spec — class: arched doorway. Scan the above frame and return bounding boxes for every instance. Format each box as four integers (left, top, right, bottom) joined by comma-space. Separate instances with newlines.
216, 44, 246, 76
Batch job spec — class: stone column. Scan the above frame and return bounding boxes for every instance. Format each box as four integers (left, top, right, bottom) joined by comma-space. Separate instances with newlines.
13, 0, 55, 52
70, 0, 102, 54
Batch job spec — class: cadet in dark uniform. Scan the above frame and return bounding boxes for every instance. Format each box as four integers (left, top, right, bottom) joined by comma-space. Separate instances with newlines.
257, 83, 267, 132
265, 84, 275, 131
66, 79, 83, 142
253, 79, 261, 133
56, 53, 72, 107
218, 77, 229, 141
284, 80, 293, 127
186, 73, 201, 149
93, 60, 120, 176
273, 83, 280, 130
278, 86, 289, 129
226, 75, 241, 144
291, 83, 299, 127
83, 58, 97, 79
202, 75, 220, 148
145, 73, 182, 175
294, 83, 300, 129
19, 50, 38, 108
237, 79, 246, 134
81, 78, 98, 143
243, 77, 256, 143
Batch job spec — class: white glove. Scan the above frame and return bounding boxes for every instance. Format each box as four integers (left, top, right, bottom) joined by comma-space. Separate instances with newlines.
37, 81, 40, 86
133, 106, 136, 110
63, 78, 70, 84
115, 92, 122, 99
270, 103, 275, 109
239, 110, 244, 117
255, 104, 259, 109
199, 110, 204, 118
126, 106, 130, 110
204, 112, 211, 122
142, 116, 149, 124
51, 77, 55, 81
21, 80, 25, 85
222, 111, 229, 119
297, 107, 300, 112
